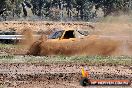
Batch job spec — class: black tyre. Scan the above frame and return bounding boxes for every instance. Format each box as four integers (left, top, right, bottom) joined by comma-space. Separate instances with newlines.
80, 77, 91, 86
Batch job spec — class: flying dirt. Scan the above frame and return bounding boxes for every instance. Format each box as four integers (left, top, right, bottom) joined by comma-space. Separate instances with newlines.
27, 15, 132, 56
1, 19, 132, 56
27, 29, 132, 56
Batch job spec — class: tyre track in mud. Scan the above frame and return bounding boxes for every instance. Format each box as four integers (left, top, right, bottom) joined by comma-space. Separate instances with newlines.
0, 64, 131, 88
0, 63, 131, 81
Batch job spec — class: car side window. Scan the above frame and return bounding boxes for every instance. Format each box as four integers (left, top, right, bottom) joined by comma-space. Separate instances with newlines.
78, 30, 89, 36
63, 31, 75, 39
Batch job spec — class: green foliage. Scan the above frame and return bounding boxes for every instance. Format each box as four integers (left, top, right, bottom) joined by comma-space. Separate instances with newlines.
0, 0, 132, 21
0, 0, 6, 12
90, 0, 132, 16
0, 55, 131, 66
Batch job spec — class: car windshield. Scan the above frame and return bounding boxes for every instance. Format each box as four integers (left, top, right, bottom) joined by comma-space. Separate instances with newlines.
48, 30, 64, 39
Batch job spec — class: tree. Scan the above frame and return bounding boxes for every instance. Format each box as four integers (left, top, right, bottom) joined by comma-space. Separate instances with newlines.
89, 0, 132, 17
1, 0, 132, 21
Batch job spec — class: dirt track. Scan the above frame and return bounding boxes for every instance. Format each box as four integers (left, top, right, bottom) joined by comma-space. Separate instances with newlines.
0, 21, 132, 88
0, 63, 131, 88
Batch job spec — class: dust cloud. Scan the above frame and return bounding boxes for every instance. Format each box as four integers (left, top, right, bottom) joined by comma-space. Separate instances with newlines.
19, 27, 35, 50
26, 15, 132, 56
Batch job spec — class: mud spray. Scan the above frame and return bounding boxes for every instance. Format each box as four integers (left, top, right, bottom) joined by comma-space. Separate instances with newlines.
16, 27, 35, 55
26, 15, 132, 56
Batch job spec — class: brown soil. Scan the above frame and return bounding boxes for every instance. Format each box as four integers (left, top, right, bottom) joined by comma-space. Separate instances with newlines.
0, 63, 131, 88
1, 18, 132, 88
0, 21, 131, 88
0, 21, 93, 33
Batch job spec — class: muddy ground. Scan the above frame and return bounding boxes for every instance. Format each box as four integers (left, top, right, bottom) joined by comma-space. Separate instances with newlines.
0, 21, 131, 88
0, 63, 131, 88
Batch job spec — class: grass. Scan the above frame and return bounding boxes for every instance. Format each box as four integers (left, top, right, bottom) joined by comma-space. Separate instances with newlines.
0, 44, 22, 48
0, 55, 131, 66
